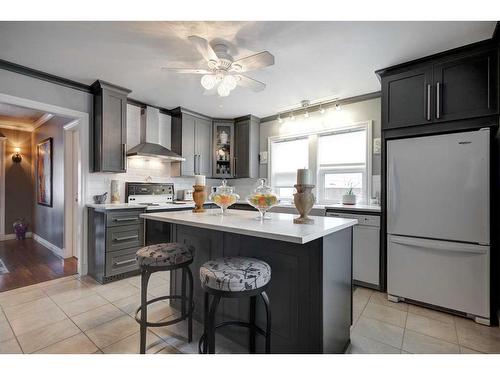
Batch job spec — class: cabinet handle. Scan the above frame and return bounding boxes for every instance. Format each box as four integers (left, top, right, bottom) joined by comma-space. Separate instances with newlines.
436, 81, 441, 119
114, 235, 139, 242
113, 217, 137, 222
199, 154, 202, 174
114, 259, 137, 266
122, 143, 126, 170
233, 156, 238, 177
426, 84, 431, 121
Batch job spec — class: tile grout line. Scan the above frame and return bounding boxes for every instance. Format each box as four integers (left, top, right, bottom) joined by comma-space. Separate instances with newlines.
0, 307, 24, 354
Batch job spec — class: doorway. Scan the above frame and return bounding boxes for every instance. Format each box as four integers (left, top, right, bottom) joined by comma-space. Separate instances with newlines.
0, 93, 89, 291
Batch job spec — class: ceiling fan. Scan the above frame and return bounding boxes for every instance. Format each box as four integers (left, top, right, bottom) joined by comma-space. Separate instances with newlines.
162, 35, 275, 97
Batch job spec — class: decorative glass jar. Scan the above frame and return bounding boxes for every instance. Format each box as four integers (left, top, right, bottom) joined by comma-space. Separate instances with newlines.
209, 179, 239, 215
247, 179, 279, 220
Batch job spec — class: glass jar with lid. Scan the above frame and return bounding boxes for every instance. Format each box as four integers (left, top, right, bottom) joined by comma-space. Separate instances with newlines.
247, 178, 279, 220
209, 179, 240, 215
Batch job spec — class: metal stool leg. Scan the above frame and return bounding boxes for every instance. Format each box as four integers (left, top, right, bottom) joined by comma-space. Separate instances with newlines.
186, 266, 194, 343
181, 268, 187, 317
261, 291, 271, 354
207, 295, 221, 354
201, 291, 209, 353
140, 268, 151, 354
249, 296, 257, 353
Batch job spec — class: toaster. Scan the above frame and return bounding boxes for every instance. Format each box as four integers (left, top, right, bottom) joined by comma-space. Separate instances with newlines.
180, 189, 194, 201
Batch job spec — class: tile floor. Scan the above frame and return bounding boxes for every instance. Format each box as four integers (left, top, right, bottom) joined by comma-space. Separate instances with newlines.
1, 274, 499, 354
349, 287, 500, 354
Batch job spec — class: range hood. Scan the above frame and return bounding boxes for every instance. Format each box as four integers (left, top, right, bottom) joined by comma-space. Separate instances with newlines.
126, 106, 185, 162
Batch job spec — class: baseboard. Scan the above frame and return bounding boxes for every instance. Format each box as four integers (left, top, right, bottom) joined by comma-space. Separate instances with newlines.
0, 232, 33, 241
33, 233, 63, 258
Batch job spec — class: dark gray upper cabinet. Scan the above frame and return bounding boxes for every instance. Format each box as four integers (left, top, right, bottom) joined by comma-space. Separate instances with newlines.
234, 115, 260, 178
433, 49, 498, 123
378, 42, 499, 130
91, 80, 131, 173
381, 67, 433, 130
171, 107, 212, 177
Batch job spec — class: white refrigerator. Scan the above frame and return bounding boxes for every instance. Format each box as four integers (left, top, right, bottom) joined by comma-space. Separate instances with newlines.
387, 128, 490, 323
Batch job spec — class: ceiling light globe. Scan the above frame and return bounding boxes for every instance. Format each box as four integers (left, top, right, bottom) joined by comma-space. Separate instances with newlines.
201, 74, 217, 90
223, 75, 238, 90
217, 83, 231, 97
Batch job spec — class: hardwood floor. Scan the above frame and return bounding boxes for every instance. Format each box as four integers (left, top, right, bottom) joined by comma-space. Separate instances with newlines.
0, 239, 77, 292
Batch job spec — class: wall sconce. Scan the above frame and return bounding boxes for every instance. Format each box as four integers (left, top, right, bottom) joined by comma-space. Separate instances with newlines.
12, 147, 22, 163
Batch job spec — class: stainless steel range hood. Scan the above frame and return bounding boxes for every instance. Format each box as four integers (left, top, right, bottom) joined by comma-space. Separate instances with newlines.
126, 106, 185, 162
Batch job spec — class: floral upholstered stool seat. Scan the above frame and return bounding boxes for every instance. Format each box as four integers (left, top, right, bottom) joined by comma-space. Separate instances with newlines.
198, 256, 272, 354
135, 243, 195, 354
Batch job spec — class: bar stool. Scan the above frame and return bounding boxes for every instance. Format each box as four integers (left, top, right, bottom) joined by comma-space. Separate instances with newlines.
135, 243, 195, 354
198, 256, 272, 354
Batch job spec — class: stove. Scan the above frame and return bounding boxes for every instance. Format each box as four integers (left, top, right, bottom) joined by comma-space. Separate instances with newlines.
125, 182, 195, 245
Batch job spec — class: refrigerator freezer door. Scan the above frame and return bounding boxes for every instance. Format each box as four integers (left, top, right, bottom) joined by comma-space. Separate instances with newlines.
387, 129, 490, 244
387, 235, 490, 318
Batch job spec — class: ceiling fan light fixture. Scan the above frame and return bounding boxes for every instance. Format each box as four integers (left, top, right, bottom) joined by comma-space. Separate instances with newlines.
223, 75, 238, 91
201, 74, 217, 90
217, 83, 231, 97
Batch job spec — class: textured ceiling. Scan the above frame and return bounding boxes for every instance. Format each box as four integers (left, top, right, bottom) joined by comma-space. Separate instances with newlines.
0, 21, 496, 118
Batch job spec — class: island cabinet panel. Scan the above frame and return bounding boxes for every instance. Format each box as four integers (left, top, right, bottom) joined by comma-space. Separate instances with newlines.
170, 223, 352, 353
91, 80, 131, 173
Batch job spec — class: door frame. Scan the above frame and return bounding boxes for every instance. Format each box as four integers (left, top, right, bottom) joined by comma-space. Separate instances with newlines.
0, 92, 90, 276
0, 135, 6, 241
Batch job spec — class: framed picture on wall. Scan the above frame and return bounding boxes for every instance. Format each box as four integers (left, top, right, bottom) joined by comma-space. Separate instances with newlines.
37, 137, 53, 207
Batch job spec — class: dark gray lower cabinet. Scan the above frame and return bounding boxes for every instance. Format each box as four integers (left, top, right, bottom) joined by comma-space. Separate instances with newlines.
88, 207, 145, 283
170, 224, 352, 353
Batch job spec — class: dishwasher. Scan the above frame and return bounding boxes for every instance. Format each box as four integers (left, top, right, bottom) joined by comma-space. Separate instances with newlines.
326, 211, 380, 289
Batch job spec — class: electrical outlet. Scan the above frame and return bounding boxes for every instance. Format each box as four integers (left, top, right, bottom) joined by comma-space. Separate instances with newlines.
373, 138, 381, 154
259, 151, 268, 164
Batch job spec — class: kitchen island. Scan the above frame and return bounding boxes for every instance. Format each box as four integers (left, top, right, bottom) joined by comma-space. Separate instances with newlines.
140, 209, 357, 353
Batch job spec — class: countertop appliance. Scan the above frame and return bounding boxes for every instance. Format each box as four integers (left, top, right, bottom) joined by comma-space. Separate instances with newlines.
386, 129, 490, 324
125, 182, 197, 245
327, 211, 380, 289
179, 189, 194, 201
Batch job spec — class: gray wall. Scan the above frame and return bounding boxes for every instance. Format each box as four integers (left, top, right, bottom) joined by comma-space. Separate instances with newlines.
32, 116, 69, 249
2, 128, 33, 234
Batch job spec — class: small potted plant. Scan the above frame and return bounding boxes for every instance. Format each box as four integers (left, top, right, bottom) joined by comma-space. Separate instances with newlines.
342, 182, 357, 205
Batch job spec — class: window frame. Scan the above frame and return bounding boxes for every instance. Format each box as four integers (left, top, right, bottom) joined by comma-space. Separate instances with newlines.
267, 121, 372, 204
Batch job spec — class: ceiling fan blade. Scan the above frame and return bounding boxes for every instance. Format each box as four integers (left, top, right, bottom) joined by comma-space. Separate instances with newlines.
188, 35, 218, 62
232, 51, 275, 72
161, 67, 211, 74
236, 75, 266, 92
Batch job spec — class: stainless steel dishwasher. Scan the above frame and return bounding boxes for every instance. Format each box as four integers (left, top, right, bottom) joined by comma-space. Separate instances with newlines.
326, 211, 380, 289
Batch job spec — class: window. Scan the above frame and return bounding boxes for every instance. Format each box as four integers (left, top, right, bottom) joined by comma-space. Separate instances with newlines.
269, 122, 371, 204
269, 137, 309, 199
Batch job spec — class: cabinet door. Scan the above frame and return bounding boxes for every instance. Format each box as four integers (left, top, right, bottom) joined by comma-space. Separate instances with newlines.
353, 225, 380, 286
212, 122, 234, 178
194, 117, 212, 176
382, 67, 433, 129
180, 114, 196, 176
433, 49, 498, 122
234, 119, 249, 177
101, 90, 127, 172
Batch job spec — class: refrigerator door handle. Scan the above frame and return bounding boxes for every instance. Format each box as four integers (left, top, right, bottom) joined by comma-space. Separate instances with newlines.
389, 236, 487, 255
387, 155, 398, 232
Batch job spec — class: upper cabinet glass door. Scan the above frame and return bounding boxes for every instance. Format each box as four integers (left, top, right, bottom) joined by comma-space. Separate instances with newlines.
213, 122, 234, 178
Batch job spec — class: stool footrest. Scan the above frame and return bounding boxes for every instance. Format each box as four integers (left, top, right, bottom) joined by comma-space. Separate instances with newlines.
198, 320, 267, 354
135, 295, 194, 328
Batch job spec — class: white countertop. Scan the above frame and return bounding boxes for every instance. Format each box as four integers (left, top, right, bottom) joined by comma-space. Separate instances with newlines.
141, 209, 357, 244
87, 203, 147, 210
324, 203, 381, 213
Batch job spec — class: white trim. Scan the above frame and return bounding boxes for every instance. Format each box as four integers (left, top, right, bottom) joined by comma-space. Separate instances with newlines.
0, 123, 34, 132
0, 92, 90, 276
0, 137, 5, 241
33, 233, 63, 258
33, 113, 54, 130
0, 232, 33, 241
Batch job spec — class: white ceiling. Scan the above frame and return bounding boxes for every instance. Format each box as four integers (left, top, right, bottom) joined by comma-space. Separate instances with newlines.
0, 21, 496, 118
0, 102, 52, 131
